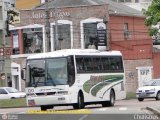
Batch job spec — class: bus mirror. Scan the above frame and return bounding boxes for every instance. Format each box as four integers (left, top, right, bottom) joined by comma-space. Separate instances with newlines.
21, 68, 26, 81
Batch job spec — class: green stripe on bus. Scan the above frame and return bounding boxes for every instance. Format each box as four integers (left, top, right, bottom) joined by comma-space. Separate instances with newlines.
83, 75, 124, 96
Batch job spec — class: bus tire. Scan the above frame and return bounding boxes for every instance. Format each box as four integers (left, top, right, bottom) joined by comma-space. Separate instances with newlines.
73, 92, 84, 109
40, 105, 53, 111
102, 89, 115, 107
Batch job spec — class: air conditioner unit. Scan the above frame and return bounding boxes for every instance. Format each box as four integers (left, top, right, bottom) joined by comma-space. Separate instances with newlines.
124, 30, 132, 39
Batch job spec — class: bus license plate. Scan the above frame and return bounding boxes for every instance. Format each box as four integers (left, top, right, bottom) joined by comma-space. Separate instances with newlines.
139, 92, 146, 97
28, 99, 35, 106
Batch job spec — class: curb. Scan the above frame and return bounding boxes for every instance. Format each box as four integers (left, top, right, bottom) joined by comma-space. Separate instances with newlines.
146, 107, 160, 117
0, 106, 28, 109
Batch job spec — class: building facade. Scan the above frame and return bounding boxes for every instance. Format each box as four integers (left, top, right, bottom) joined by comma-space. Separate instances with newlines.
109, 14, 153, 91
0, 0, 15, 88
9, 0, 154, 92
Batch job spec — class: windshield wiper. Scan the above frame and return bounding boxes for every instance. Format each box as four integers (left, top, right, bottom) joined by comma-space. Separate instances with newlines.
47, 73, 56, 86
50, 80, 56, 86
34, 79, 41, 87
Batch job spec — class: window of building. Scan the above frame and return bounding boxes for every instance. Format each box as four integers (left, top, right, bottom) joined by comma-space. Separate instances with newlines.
83, 23, 98, 49
23, 27, 43, 54
0, 30, 3, 46
124, 23, 128, 31
125, 0, 132, 2
111, 0, 118, 2
124, 23, 130, 39
118, 0, 125, 2
52, 24, 71, 50
135, 0, 139, 3
12, 30, 20, 54
0, 7, 2, 20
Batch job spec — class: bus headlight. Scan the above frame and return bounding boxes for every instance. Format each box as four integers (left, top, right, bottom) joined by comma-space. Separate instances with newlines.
56, 91, 68, 95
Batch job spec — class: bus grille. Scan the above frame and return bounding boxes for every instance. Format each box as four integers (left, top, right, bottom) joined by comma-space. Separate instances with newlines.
36, 92, 56, 96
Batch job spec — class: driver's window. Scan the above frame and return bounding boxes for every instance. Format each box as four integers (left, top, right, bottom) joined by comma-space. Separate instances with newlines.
67, 56, 75, 86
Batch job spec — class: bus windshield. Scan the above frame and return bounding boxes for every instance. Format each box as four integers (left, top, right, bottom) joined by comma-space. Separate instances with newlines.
26, 58, 68, 87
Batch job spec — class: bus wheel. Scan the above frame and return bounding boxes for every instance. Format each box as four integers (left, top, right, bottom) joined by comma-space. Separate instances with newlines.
40, 105, 53, 111
73, 93, 84, 109
102, 90, 115, 107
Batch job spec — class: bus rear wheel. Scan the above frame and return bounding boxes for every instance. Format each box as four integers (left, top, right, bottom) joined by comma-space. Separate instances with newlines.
102, 90, 115, 107
73, 93, 84, 109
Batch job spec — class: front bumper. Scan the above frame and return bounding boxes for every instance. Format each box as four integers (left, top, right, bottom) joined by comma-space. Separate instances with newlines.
136, 92, 156, 98
26, 95, 70, 106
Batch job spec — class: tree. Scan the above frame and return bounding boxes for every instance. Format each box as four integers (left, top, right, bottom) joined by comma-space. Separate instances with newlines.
143, 0, 160, 37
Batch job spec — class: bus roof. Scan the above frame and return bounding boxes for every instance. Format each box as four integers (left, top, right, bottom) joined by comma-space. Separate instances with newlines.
27, 49, 122, 59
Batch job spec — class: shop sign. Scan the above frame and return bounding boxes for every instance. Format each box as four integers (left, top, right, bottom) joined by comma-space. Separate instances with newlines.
32, 9, 70, 19
97, 22, 107, 49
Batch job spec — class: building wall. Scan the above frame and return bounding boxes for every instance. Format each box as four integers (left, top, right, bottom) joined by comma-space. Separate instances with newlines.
124, 59, 152, 92
15, 0, 41, 10
109, 15, 153, 92
109, 15, 152, 60
11, 57, 26, 91
109, 16, 151, 42
0, 0, 15, 87
153, 52, 160, 79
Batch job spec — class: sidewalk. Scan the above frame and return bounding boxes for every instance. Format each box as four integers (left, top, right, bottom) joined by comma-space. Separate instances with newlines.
146, 107, 160, 117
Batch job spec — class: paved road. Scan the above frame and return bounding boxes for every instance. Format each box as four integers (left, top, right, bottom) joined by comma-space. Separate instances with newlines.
0, 99, 160, 120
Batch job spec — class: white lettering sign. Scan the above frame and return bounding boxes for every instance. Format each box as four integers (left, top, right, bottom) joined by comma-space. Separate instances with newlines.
32, 10, 70, 19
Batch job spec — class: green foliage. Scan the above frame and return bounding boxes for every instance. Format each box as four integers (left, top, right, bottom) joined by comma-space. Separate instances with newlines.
143, 0, 160, 36
125, 92, 136, 100
0, 98, 27, 108
149, 27, 159, 36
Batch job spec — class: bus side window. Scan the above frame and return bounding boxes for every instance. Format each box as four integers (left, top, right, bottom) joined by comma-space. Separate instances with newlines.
109, 56, 123, 71
76, 58, 84, 72
93, 57, 101, 71
101, 57, 109, 71
83, 57, 92, 71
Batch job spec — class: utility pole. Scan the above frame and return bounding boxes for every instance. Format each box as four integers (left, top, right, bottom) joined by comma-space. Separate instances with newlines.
45, 0, 50, 52
54, 3, 58, 51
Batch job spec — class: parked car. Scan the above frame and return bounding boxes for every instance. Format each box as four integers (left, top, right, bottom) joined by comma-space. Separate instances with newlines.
136, 79, 160, 101
0, 87, 26, 99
